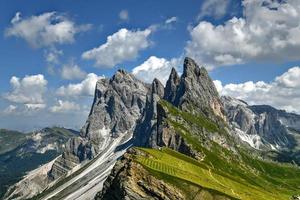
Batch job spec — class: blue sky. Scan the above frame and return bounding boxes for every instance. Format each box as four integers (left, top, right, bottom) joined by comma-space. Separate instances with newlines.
1, 0, 300, 131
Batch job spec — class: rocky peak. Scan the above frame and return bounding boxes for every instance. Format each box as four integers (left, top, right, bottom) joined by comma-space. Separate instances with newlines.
81, 69, 150, 140
172, 57, 225, 121
111, 69, 134, 83
49, 69, 150, 181
182, 57, 201, 78
164, 67, 180, 102
152, 78, 164, 97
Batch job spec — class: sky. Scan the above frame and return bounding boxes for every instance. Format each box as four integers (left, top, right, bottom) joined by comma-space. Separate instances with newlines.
1, 0, 300, 131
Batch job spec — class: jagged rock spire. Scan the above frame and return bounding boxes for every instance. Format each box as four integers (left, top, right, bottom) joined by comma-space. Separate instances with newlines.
166, 57, 225, 121
152, 78, 164, 97
133, 78, 164, 147
164, 67, 180, 102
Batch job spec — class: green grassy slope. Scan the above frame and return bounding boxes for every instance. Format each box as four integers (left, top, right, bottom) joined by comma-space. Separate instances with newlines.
135, 147, 300, 200
132, 100, 300, 200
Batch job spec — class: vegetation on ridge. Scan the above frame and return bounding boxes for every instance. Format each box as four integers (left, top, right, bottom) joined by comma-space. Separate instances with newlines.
132, 100, 300, 200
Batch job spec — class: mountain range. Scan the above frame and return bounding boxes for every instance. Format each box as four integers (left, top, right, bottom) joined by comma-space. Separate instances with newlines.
0, 127, 78, 199
2, 57, 300, 200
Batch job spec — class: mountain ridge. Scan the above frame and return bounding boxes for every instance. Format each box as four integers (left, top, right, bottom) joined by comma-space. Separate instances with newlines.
4, 57, 300, 200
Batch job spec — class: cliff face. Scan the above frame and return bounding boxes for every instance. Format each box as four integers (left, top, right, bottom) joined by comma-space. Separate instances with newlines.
171, 57, 226, 121
134, 57, 228, 150
49, 69, 150, 180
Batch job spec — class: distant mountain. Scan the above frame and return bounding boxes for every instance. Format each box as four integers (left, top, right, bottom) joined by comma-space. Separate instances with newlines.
0, 127, 78, 199
0, 129, 26, 155
5, 57, 300, 200
222, 96, 300, 165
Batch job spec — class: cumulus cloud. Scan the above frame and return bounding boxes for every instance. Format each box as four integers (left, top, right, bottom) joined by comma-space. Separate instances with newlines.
132, 56, 181, 84
198, 0, 231, 20
215, 66, 300, 113
57, 73, 104, 97
5, 12, 91, 48
82, 28, 152, 68
119, 10, 129, 21
49, 100, 80, 113
61, 63, 87, 80
187, 0, 300, 69
4, 74, 47, 107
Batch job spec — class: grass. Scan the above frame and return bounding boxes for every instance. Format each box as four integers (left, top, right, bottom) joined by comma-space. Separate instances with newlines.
132, 100, 300, 200
135, 147, 300, 200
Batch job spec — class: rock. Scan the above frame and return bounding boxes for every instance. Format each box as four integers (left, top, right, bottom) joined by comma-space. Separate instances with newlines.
164, 68, 180, 103
48, 69, 150, 180
222, 96, 300, 150
168, 57, 226, 122
96, 148, 185, 200
133, 78, 164, 147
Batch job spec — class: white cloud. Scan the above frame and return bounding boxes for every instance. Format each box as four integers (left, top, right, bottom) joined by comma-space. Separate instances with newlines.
275, 67, 300, 88
82, 28, 152, 68
165, 17, 177, 24
45, 47, 63, 64
4, 74, 47, 106
49, 100, 80, 113
56, 73, 104, 97
187, 0, 300, 69
215, 66, 300, 113
5, 12, 91, 48
61, 63, 87, 80
132, 56, 181, 84
198, 0, 231, 20
119, 10, 129, 21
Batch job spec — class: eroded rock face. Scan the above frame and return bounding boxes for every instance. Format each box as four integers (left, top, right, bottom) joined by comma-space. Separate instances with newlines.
170, 57, 226, 122
97, 148, 233, 200
49, 69, 150, 179
134, 78, 164, 147
82, 70, 150, 140
96, 148, 185, 200
164, 67, 180, 103
134, 57, 227, 150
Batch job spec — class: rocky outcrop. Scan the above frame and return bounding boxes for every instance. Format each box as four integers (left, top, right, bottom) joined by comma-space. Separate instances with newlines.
133, 78, 164, 147
163, 68, 180, 103
98, 148, 234, 200
96, 148, 184, 200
